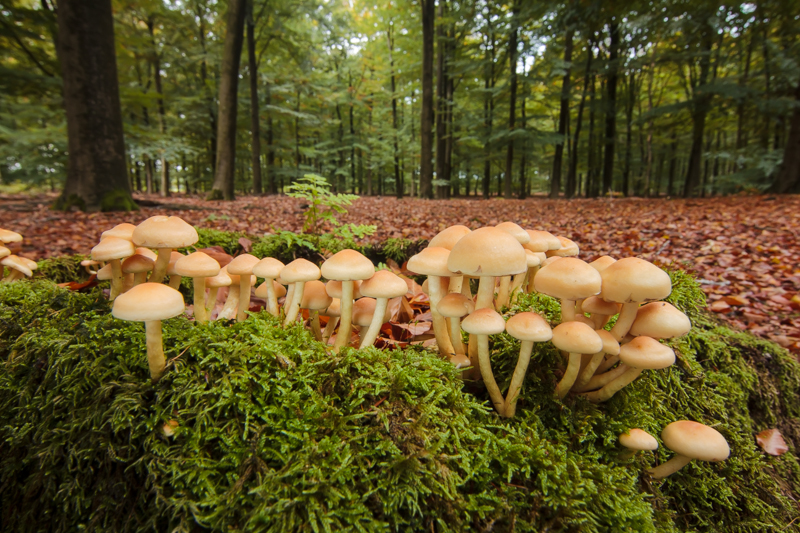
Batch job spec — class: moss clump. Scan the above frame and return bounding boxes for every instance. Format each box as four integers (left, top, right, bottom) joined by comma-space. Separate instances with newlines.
35, 255, 90, 284
0, 265, 799, 532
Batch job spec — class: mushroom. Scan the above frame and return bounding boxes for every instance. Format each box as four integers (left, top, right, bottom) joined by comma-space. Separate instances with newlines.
448, 353, 472, 375
589, 255, 616, 273
280, 258, 321, 326
510, 250, 541, 303
166, 251, 186, 289
582, 295, 621, 329
407, 247, 456, 357
352, 297, 379, 343
494, 222, 531, 309
534, 257, 601, 323
255, 279, 287, 312
0, 229, 23, 245
551, 321, 603, 399
461, 308, 508, 415
1, 255, 33, 282
299, 280, 332, 340
572, 329, 620, 392
205, 267, 232, 318
648, 421, 730, 478
226, 254, 261, 322
252, 257, 285, 317
436, 292, 475, 358
600, 257, 672, 341
546, 236, 579, 257
619, 429, 658, 460
91, 237, 134, 300
320, 298, 341, 344
504, 312, 552, 417
582, 336, 675, 403
321, 249, 376, 350
132, 216, 198, 283
174, 252, 221, 324
122, 253, 154, 288
359, 270, 408, 348
428, 224, 471, 294
630, 301, 691, 340
100, 223, 136, 241
111, 282, 185, 381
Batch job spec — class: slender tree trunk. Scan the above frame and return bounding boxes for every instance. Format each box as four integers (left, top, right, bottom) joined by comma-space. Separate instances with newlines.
736, 31, 754, 152
294, 88, 301, 181
420, 0, 435, 198
622, 71, 635, 197
388, 25, 402, 199
519, 57, 528, 199
54, 0, 135, 211
208, 0, 246, 200
683, 23, 713, 198
602, 21, 620, 195
147, 18, 170, 198
434, 2, 447, 199
773, 80, 800, 193
668, 129, 678, 196
247, 2, 262, 195
567, 38, 593, 198
550, 28, 574, 198
504, 3, 519, 199
587, 73, 598, 197
482, 12, 495, 199
366, 99, 373, 195
266, 83, 276, 194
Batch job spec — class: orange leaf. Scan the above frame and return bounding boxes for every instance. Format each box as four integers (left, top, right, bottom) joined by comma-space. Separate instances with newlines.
756, 429, 788, 456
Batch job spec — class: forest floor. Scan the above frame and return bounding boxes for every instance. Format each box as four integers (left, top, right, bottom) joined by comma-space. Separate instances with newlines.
2, 192, 799, 354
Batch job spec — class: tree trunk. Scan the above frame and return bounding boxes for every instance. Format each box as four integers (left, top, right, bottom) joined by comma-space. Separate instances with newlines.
435, 1, 447, 199
622, 71, 635, 197
601, 21, 620, 196
265, 83, 276, 194
247, 2, 262, 195
482, 11, 495, 199
419, 0, 435, 199
587, 73, 598, 197
388, 25, 402, 199
518, 58, 528, 199
668, 129, 678, 196
773, 80, 800, 193
550, 28, 574, 198
567, 37, 593, 198
504, 3, 518, 199
208, 0, 246, 200
683, 24, 713, 198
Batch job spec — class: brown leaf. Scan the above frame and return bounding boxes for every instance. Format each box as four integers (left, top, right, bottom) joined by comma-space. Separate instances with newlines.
756, 429, 789, 456
238, 237, 253, 252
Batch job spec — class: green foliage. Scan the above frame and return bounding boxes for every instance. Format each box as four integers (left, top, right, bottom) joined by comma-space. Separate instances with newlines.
191, 228, 252, 255
1, 265, 800, 531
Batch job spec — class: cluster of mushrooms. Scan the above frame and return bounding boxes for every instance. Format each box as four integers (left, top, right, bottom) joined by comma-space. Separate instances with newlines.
3, 216, 730, 479
0, 228, 37, 282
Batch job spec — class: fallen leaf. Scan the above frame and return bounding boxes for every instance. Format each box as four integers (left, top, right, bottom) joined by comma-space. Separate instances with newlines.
756, 429, 788, 456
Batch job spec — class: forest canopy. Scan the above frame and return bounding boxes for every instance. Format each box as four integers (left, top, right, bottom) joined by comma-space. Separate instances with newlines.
1, 0, 799, 201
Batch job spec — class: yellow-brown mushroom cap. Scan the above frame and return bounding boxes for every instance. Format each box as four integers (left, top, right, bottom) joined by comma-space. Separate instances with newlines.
525, 230, 561, 251
1, 255, 32, 277
352, 297, 378, 327
408, 247, 454, 277
619, 429, 659, 451
0, 229, 23, 244
132, 216, 198, 249
360, 269, 408, 299
447, 227, 527, 277
589, 255, 617, 273
551, 321, 603, 354
112, 283, 185, 322
321, 249, 375, 281
661, 421, 730, 462
428, 225, 471, 250
0, 246, 9, 260
596, 329, 621, 356
495, 222, 531, 244
100, 223, 136, 241
300, 280, 333, 310
122, 254, 154, 275
582, 295, 621, 316
461, 308, 506, 335
92, 237, 135, 262
547, 236, 579, 257
252, 257, 285, 279
534, 257, 602, 301
227, 254, 261, 276
619, 336, 675, 369
174, 252, 221, 278
281, 258, 321, 283
600, 257, 672, 304
505, 312, 552, 342
255, 280, 287, 299
630, 302, 691, 339
206, 267, 233, 288
437, 292, 475, 318
326, 279, 363, 299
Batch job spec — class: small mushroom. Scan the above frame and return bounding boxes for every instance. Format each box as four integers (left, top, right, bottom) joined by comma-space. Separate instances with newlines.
320, 298, 341, 344
132, 216, 198, 283
494, 222, 531, 309
299, 280, 332, 340
534, 257, 601, 323
546, 236, 579, 257
504, 312, 552, 417
572, 330, 620, 392
321, 250, 376, 350
461, 308, 507, 415
436, 292, 475, 358
122, 253, 154, 288
1, 255, 33, 282
630, 301, 691, 340
551, 321, 603, 399
174, 252, 221, 324
91, 237, 134, 300
280, 258, 321, 326
618, 428, 658, 460
205, 267, 232, 318
227, 254, 261, 322
166, 251, 185, 289
100, 223, 136, 241
359, 270, 408, 348
252, 257, 285, 317
407, 247, 457, 357
648, 421, 730, 479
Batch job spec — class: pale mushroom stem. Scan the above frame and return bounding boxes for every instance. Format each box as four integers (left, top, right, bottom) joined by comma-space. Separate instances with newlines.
509, 272, 526, 304
476, 333, 506, 416
310, 311, 322, 341
582, 367, 644, 403
428, 275, 455, 357
496, 276, 511, 311
237, 276, 253, 322
265, 278, 279, 316
150, 248, 172, 283
595, 354, 620, 375
647, 454, 693, 479
448, 276, 463, 294
133, 272, 148, 287
461, 278, 473, 300
218, 284, 240, 320
449, 316, 467, 356
322, 316, 339, 344
525, 266, 540, 293
122, 273, 134, 293
169, 275, 182, 289
574, 363, 629, 393
359, 297, 389, 348
573, 352, 607, 391
592, 313, 611, 329
468, 334, 479, 377
145, 320, 167, 381
610, 302, 640, 341
2, 270, 20, 282
283, 284, 295, 315
193, 278, 208, 323
333, 281, 354, 349
206, 287, 219, 314
555, 352, 583, 399
560, 298, 576, 322
283, 281, 305, 326
109, 259, 124, 301
504, 340, 534, 418
475, 276, 495, 310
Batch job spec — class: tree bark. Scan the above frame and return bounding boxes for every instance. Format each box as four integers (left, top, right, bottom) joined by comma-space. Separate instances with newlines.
482, 10, 495, 199
419, 0, 435, 199
208, 0, 246, 200
622, 71, 635, 197
550, 28, 574, 198
601, 21, 620, 196
567, 37, 593, 198
504, 3, 519, 199
54, 0, 136, 212
683, 22, 713, 198
435, 1, 447, 199
388, 25, 402, 199
773, 80, 800, 193
247, 1, 262, 195
147, 18, 169, 198
587, 73, 598, 197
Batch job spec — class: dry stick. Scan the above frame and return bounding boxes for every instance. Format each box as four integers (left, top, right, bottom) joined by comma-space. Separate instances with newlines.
359, 297, 389, 348
150, 248, 172, 284
145, 320, 166, 381
504, 340, 534, 417
333, 281, 355, 350
476, 332, 506, 416
193, 277, 208, 323
283, 281, 306, 326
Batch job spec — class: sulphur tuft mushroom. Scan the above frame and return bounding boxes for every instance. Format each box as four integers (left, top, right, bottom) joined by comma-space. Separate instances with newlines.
407, 247, 456, 357
358, 270, 408, 348
534, 257, 601, 323
618, 428, 659, 460
227, 254, 261, 322
280, 258, 321, 326
504, 312, 552, 417
252, 257, 285, 317
648, 421, 730, 479
174, 252, 221, 324
299, 280, 332, 340
91, 237, 134, 300
551, 321, 603, 399
321, 249, 376, 350
461, 308, 507, 416
132, 216, 198, 284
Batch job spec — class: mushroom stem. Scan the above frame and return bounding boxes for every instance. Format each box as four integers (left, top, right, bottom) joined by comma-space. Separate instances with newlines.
461, 277, 473, 300
647, 454, 693, 479
555, 352, 583, 399
193, 278, 208, 323
448, 276, 463, 294
265, 278, 279, 316
359, 297, 389, 348
283, 281, 305, 326
582, 367, 644, 403
610, 302, 640, 341
333, 281, 354, 349
310, 311, 322, 341
428, 275, 455, 357
150, 248, 172, 283
574, 364, 630, 393
560, 299, 576, 322
449, 316, 467, 356
504, 340, 534, 418
509, 272, 526, 303
476, 333, 506, 416
109, 259, 124, 301
169, 275, 182, 289
122, 273, 134, 293
525, 265, 540, 293
218, 284, 240, 320
145, 320, 166, 381
618, 449, 637, 461
322, 316, 339, 344
573, 352, 606, 391
475, 276, 495, 310
595, 354, 620, 375
133, 272, 148, 286
496, 276, 511, 311
206, 287, 219, 314
593, 313, 611, 329
283, 284, 295, 315
237, 276, 253, 322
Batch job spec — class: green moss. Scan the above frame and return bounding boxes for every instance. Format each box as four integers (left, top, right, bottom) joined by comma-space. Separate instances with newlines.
190, 227, 253, 255
1, 262, 799, 532
100, 190, 139, 212
35, 255, 90, 284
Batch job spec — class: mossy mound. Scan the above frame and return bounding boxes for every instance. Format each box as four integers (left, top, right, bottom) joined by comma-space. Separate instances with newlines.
1, 268, 799, 531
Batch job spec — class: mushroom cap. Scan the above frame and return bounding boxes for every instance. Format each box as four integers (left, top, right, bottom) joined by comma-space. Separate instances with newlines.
618, 336, 675, 369
447, 227, 527, 277
428, 225, 471, 250
547, 236, 579, 257
449, 353, 472, 369
227, 254, 260, 276
661, 421, 730, 462
321, 298, 341, 317
525, 230, 561, 251
600, 258, 672, 304
619, 429, 659, 451
534, 257, 602, 301
551, 321, 603, 354
112, 282, 185, 322
326, 279, 363, 299
166, 251, 185, 276
573, 315, 595, 327
596, 329, 621, 356
252, 257, 285, 279
92, 237, 135, 262
132, 216, 198, 249
461, 308, 506, 335
589, 255, 617, 273
255, 280, 287, 299
0, 229, 23, 244
0, 246, 9, 260
495, 222, 531, 244
300, 280, 333, 310
525, 249, 542, 268
540, 256, 561, 268
523, 230, 553, 253
206, 266, 233, 288
100, 223, 136, 241
321, 249, 375, 281
1, 255, 32, 277
437, 292, 475, 318
582, 295, 621, 316
408, 247, 453, 278
174, 252, 221, 278
281, 258, 321, 283
20, 257, 37, 271
630, 302, 691, 339
135, 247, 158, 261
505, 312, 552, 342
96, 263, 113, 281
122, 253, 154, 274
352, 297, 378, 327
360, 269, 408, 299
